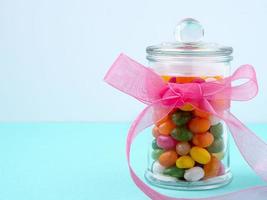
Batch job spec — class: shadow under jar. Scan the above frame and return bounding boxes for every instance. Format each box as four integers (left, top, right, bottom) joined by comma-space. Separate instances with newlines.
145, 18, 233, 190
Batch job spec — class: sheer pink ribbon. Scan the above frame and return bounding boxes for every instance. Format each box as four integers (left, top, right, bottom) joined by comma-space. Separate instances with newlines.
104, 54, 267, 200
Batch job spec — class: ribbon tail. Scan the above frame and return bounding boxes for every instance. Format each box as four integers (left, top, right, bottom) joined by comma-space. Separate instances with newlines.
126, 108, 267, 200
225, 112, 267, 181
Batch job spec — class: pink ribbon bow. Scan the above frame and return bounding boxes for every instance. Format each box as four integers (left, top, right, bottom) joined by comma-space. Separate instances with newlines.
104, 54, 267, 200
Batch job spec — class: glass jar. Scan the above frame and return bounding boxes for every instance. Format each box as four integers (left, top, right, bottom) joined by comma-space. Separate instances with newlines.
145, 18, 233, 190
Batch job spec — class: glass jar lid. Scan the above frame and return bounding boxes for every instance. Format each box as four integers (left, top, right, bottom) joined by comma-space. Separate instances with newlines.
146, 18, 233, 62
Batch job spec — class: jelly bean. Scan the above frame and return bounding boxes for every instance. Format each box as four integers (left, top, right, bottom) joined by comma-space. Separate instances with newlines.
180, 103, 195, 111
184, 166, 204, 181
193, 109, 210, 119
203, 156, 221, 179
205, 77, 217, 82
163, 166, 185, 178
176, 142, 191, 156
158, 119, 176, 136
171, 110, 192, 126
155, 115, 169, 127
176, 156, 195, 168
176, 77, 196, 83
210, 123, 223, 139
161, 75, 172, 83
209, 115, 221, 125
192, 132, 214, 148
212, 151, 225, 160
207, 138, 224, 153
192, 77, 205, 83
169, 77, 176, 83
158, 150, 178, 167
188, 118, 211, 133
151, 149, 164, 160
153, 173, 178, 182
152, 139, 160, 149
171, 127, 193, 142
190, 147, 211, 164
157, 136, 176, 150
152, 126, 161, 138
152, 161, 165, 174
218, 163, 225, 176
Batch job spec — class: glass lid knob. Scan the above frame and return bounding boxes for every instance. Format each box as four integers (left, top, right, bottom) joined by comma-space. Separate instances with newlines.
174, 18, 204, 43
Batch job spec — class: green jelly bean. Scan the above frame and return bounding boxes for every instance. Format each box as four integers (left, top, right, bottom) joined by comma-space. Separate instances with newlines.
152, 139, 159, 149
171, 127, 193, 142
151, 149, 164, 160
210, 123, 224, 139
163, 166, 185, 178
207, 138, 225, 153
171, 111, 192, 126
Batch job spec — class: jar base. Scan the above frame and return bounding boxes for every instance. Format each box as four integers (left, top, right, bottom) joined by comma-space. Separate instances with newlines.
144, 170, 233, 190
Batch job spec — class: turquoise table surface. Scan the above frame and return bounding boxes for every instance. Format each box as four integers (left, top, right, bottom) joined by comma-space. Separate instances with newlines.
0, 123, 266, 200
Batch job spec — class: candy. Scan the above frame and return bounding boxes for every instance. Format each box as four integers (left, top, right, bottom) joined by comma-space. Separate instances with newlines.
176, 142, 191, 156
158, 150, 178, 167
209, 115, 221, 125
155, 115, 169, 127
180, 103, 195, 111
176, 156, 195, 168
191, 77, 205, 83
176, 77, 196, 83
157, 136, 176, 150
158, 119, 176, 136
190, 147, 211, 164
188, 118, 211, 133
212, 151, 225, 160
163, 166, 185, 178
152, 139, 160, 149
151, 149, 164, 160
207, 138, 224, 153
152, 161, 165, 174
192, 132, 214, 148
161, 75, 172, 83
210, 123, 223, 139
171, 127, 193, 142
184, 167, 205, 181
203, 156, 221, 179
171, 110, 192, 126
152, 126, 161, 138
152, 173, 178, 182
193, 109, 210, 118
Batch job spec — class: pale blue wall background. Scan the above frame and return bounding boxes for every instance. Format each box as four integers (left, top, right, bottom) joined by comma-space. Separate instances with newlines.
0, 0, 266, 122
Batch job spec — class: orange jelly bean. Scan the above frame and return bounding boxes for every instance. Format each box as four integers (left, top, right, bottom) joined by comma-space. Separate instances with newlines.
152, 126, 161, 138
158, 150, 178, 168
192, 132, 214, 148
158, 119, 176, 136
176, 77, 196, 83
155, 115, 169, 127
193, 109, 210, 119
203, 156, 221, 179
188, 118, 211, 133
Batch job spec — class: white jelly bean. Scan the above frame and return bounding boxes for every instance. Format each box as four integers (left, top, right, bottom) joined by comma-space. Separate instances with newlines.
153, 173, 177, 182
209, 115, 221, 126
205, 77, 217, 82
184, 167, 204, 182
152, 161, 165, 174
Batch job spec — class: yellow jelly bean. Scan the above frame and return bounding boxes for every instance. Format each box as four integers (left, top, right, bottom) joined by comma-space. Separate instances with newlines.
190, 147, 211, 164
176, 156, 195, 168
180, 103, 195, 111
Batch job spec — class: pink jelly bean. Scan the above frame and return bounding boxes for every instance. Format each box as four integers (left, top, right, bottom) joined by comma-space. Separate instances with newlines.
192, 77, 205, 83
168, 77, 176, 83
218, 163, 225, 176
157, 136, 176, 150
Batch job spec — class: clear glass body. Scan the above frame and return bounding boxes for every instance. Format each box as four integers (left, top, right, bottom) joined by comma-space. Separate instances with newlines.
145, 59, 233, 190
